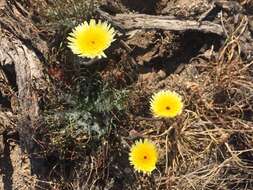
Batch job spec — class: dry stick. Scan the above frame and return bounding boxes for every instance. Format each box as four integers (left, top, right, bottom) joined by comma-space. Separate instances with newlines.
110, 13, 224, 36
198, 2, 216, 22
165, 135, 169, 174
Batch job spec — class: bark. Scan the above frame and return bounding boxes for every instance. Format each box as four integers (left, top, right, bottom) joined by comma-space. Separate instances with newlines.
0, 0, 50, 189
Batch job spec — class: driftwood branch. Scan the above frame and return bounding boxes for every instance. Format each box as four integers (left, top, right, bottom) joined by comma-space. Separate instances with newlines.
98, 9, 224, 36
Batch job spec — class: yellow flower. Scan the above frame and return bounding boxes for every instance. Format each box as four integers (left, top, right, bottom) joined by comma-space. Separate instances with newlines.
67, 19, 116, 59
129, 139, 158, 174
150, 90, 183, 118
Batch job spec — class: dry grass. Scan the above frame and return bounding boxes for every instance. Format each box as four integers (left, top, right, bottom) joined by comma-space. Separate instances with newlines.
149, 18, 253, 189
27, 2, 253, 189
86, 15, 253, 190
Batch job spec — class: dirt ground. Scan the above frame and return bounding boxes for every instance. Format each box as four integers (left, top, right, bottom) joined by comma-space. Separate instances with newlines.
1, 0, 253, 189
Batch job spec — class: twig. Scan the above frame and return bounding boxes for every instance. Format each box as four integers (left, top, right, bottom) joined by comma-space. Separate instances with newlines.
198, 2, 217, 22
220, 11, 229, 38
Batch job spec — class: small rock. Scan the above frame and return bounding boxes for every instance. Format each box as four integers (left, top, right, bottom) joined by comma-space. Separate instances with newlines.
124, 167, 132, 174
157, 70, 166, 79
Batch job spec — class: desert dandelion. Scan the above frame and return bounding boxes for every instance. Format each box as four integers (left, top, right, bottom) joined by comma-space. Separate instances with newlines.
129, 139, 158, 174
150, 90, 183, 118
67, 19, 116, 58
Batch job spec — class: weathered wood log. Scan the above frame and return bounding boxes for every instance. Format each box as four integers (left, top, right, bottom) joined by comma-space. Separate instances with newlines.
97, 9, 224, 36
0, 111, 15, 160
114, 14, 224, 35
0, 0, 50, 189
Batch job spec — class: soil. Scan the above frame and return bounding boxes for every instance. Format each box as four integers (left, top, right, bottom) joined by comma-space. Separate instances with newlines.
1, 0, 253, 189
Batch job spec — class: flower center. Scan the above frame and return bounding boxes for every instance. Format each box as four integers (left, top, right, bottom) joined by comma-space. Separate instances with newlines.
143, 155, 147, 160
91, 40, 95, 44
166, 106, 170, 110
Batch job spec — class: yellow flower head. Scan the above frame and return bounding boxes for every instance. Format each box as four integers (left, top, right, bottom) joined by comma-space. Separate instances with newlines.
150, 90, 183, 118
67, 19, 116, 59
129, 139, 158, 174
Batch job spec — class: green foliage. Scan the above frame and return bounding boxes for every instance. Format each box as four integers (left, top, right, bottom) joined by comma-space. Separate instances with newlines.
72, 74, 129, 113
78, 81, 129, 113
45, 76, 128, 155
94, 87, 129, 112
44, 0, 98, 28
46, 109, 105, 153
